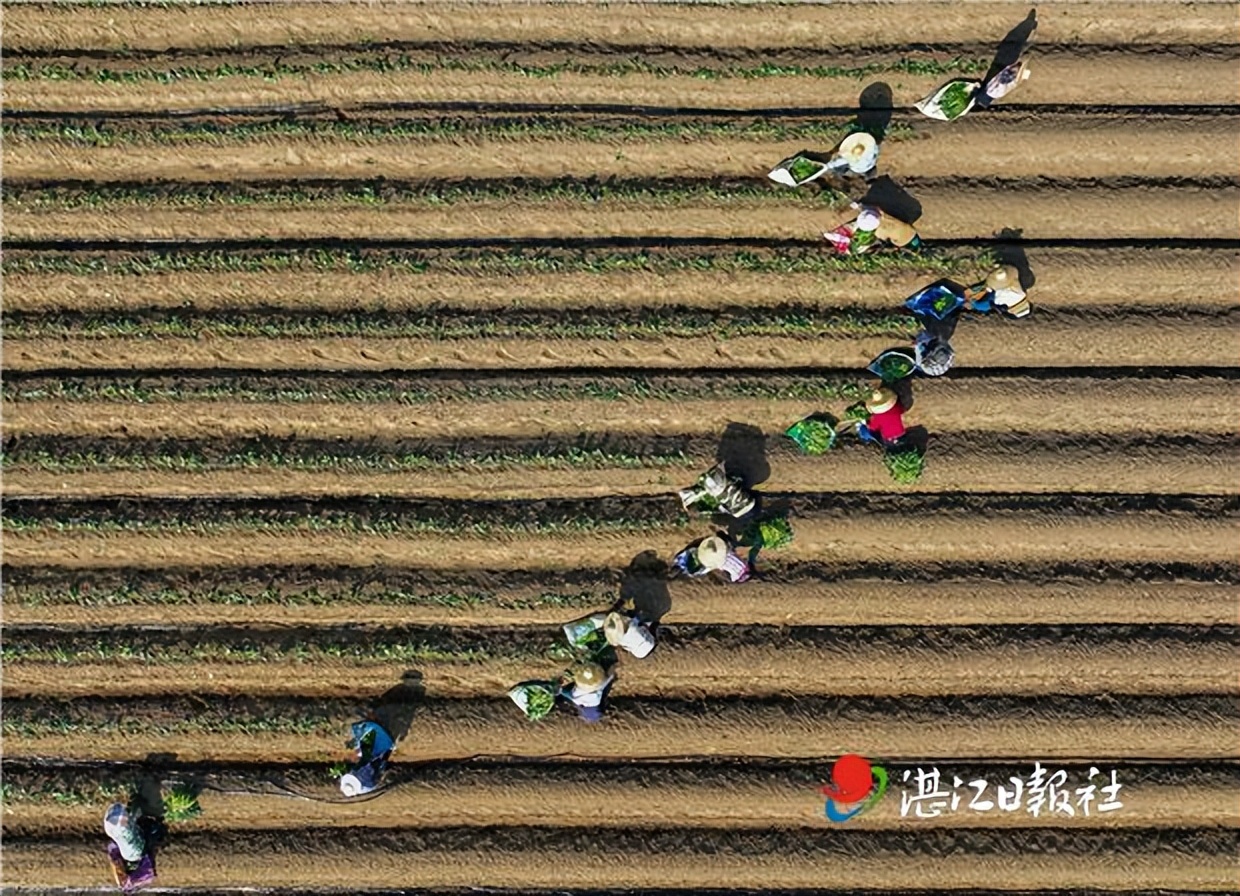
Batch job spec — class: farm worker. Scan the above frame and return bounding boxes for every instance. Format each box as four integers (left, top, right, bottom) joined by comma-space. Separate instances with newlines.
603, 610, 657, 659
853, 205, 921, 251
339, 719, 395, 797
825, 205, 921, 255
561, 662, 616, 722
825, 132, 879, 179
672, 534, 751, 583
104, 803, 159, 892
856, 385, 907, 447
965, 265, 1030, 318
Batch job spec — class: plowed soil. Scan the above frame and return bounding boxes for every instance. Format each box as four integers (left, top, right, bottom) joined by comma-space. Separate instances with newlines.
7, 117, 1238, 183
3, 1, 1237, 892
8, 186, 1239, 241
5, 247, 1237, 313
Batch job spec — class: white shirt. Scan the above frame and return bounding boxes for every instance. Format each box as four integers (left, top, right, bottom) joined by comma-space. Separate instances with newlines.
619, 622, 656, 658
991, 285, 1027, 308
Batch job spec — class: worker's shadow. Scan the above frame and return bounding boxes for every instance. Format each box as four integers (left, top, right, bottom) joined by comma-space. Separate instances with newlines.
855, 82, 894, 143
993, 226, 1036, 291
371, 670, 425, 746
985, 9, 1037, 83
716, 422, 770, 490
859, 175, 922, 226
620, 550, 672, 625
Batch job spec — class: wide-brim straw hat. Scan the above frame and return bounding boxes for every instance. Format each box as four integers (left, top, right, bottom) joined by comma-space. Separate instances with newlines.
865, 385, 898, 414
986, 265, 1021, 291
839, 131, 877, 160
696, 536, 730, 571
573, 663, 609, 694
603, 612, 629, 646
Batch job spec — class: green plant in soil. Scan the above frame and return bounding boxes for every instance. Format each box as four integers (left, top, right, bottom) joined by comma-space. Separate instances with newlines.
884, 449, 927, 484
328, 762, 349, 780
1, 247, 992, 279
521, 685, 557, 721
161, 784, 202, 822
755, 517, 794, 550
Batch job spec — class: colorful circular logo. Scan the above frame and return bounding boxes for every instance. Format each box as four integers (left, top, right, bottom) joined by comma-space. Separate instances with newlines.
822, 754, 888, 822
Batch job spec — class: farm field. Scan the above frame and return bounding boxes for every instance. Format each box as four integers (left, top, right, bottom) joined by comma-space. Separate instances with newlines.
2, 0, 1238, 893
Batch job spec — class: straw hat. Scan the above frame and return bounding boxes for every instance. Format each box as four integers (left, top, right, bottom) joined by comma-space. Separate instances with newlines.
865, 385, 898, 414
339, 774, 364, 797
573, 663, 609, 694
855, 208, 881, 232
985, 265, 1021, 292
839, 131, 877, 160
603, 612, 629, 646
695, 536, 730, 571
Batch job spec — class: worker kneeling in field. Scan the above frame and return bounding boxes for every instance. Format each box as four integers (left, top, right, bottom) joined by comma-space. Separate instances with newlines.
561, 662, 616, 723
603, 609, 657, 659
856, 386, 908, 448
104, 802, 164, 892
673, 534, 752, 583
338, 718, 395, 797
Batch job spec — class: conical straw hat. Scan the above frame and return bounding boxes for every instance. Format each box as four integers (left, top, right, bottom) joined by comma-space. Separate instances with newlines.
574, 663, 608, 693
603, 612, 629, 646
839, 131, 877, 160
696, 536, 730, 571
986, 265, 1021, 291
865, 386, 898, 414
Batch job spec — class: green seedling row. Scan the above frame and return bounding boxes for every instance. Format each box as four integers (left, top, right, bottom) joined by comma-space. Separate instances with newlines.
3, 55, 986, 85
8, 583, 606, 611
1, 119, 917, 148
0, 640, 505, 665
2, 709, 332, 739
5, 179, 852, 211
2, 310, 915, 341
1, 511, 692, 538
3, 247, 988, 278
0, 446, 697, 474
3, 376, 865, 405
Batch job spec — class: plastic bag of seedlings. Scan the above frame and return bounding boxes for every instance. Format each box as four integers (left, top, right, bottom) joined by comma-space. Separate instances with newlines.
562, 613, 608, 650
508, 681, 559, 721
867, 349, 918, 383
768, 153, 832, 187
914, 79, 980, 121
904, 283, 965, 321
786, 415, 839, 455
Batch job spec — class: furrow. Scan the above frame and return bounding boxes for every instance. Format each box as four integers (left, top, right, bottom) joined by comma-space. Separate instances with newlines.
4, 512, 1233, 570
3, 694, 1236, 763
3, 312, 1234, 372
5, 763, 1237, 834
5, 54, 1239, 114
7, 2, 1237, 52
5, 116, 1238, 182
6, 378, 1236, 440
4, 632, 1235, 699
4, 247, 1237, 314
6, 184, 1239, 241
5, 433, 1237, 498
4, 827, 1235, 891
6, 579, 1235, 628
